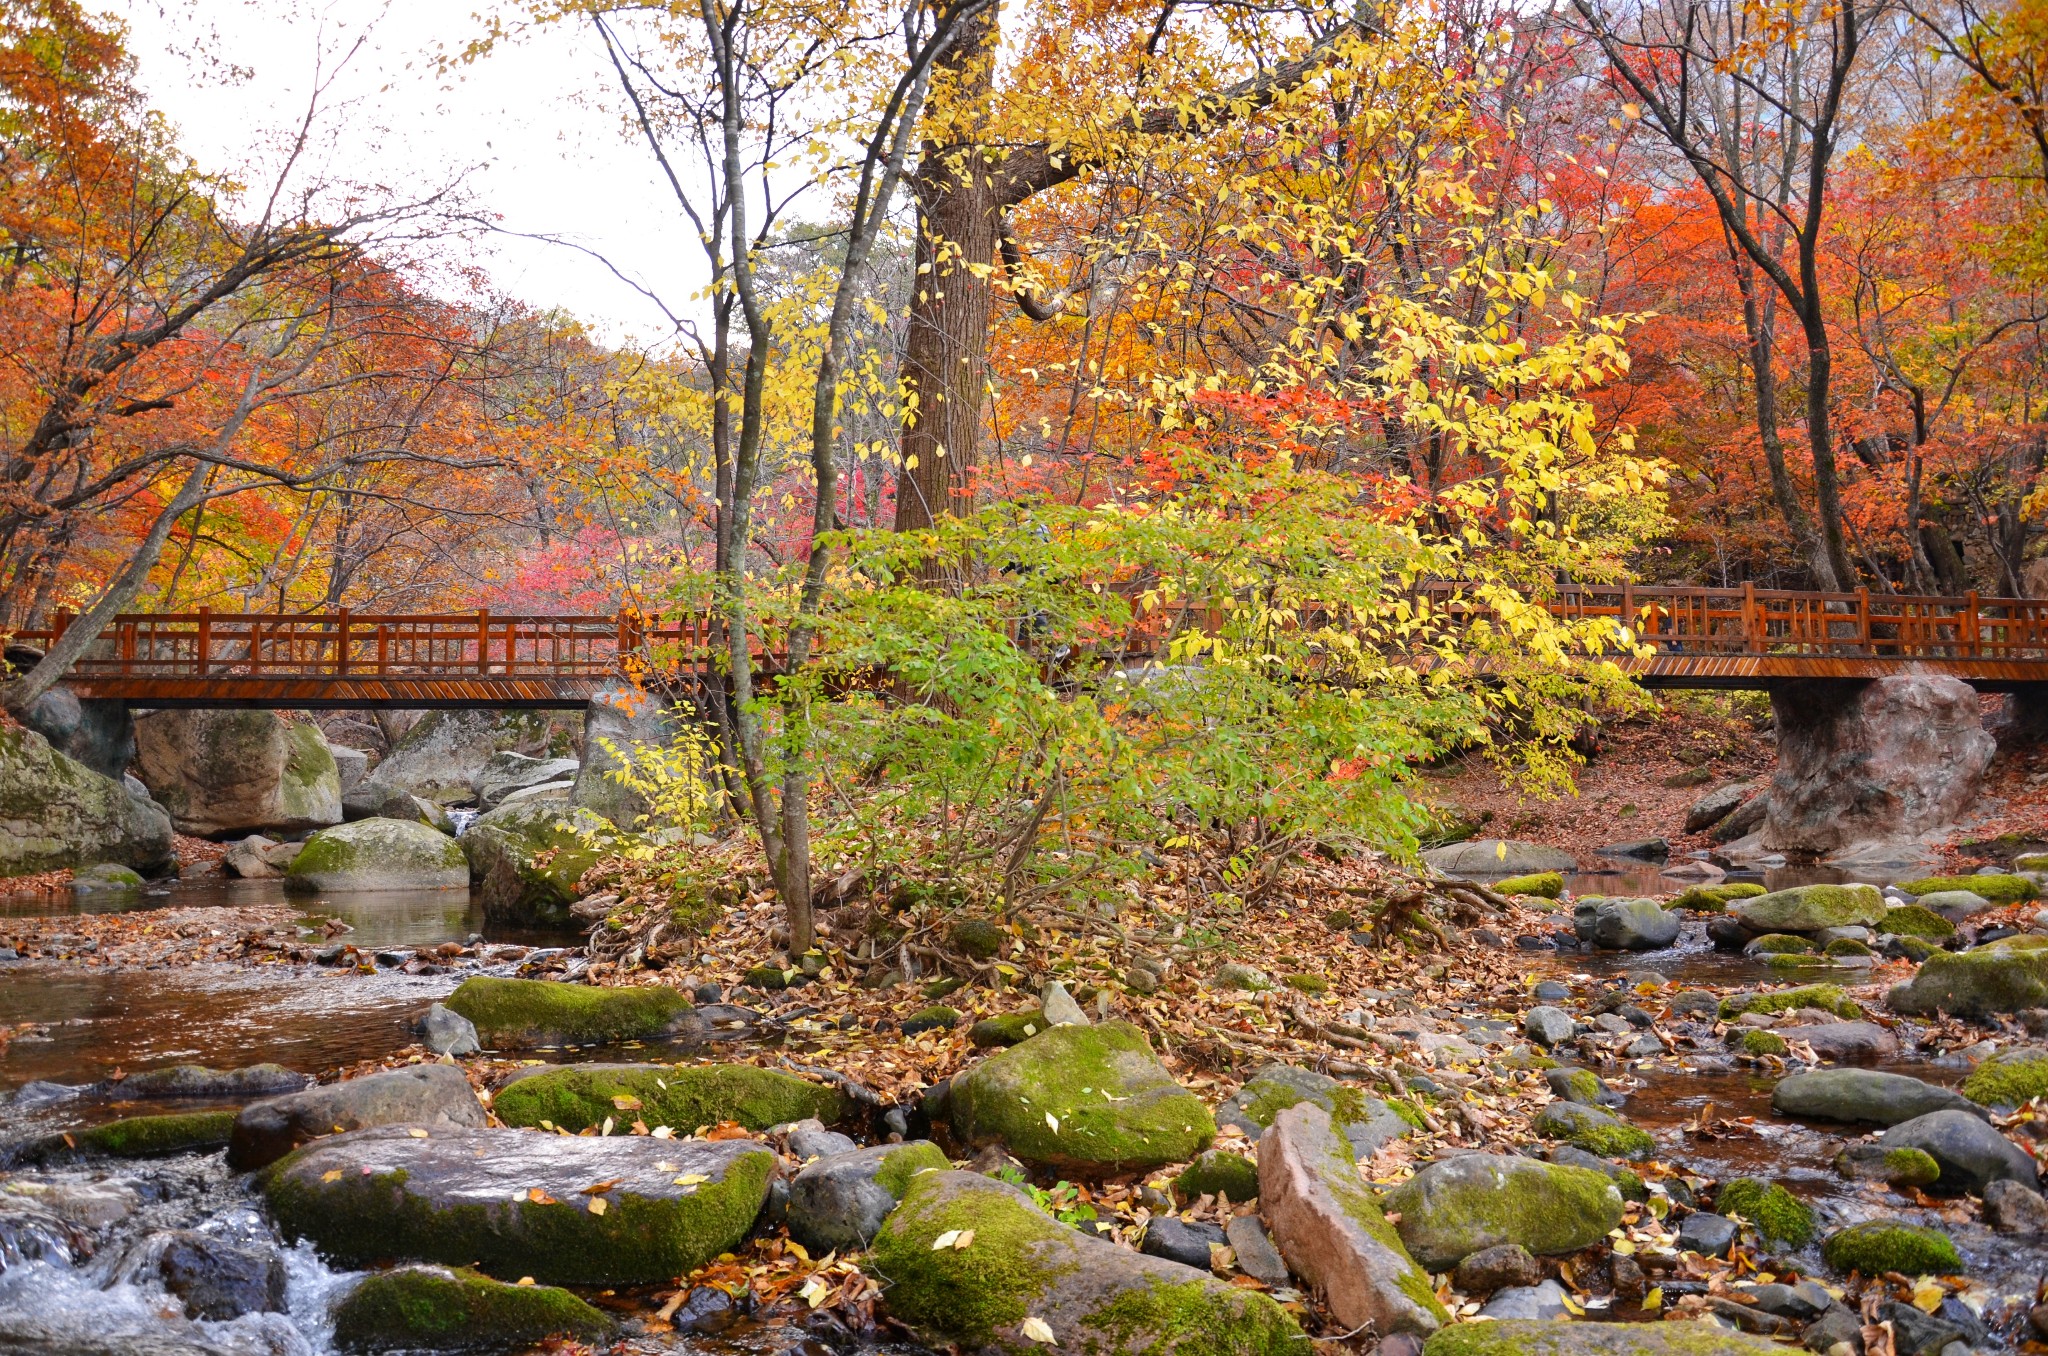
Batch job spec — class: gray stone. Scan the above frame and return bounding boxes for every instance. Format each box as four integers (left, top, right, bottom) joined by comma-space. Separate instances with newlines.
1532, 1101, 1654, 1159
1212, 962, 1272, 991
135, 709, 340, 836
1713, 796, 1769, 843
1452, 1243, 1541, 1293
329, 745, 370, 791
473, 753, 582, 810
499, 780, 573, 808
1258, 1103, 1442, 1336
359, 709, 570, 808
1670, 990, 1722, 1019
159, 1231, 286, 1320
1533, 980, 1572, 1002
222, 835, 282, 880
1382, 1152, 1624, 1270
1919, 889, 1995, 921
786, 1119, 857, 1161
1746, 1281, 1830, 1321
228, 1064, 488, 1170
20, 689, 134, 781
1524, 1006, 1577, 1046
285, 818, 468, 894
1770, 1070, 1980, 1126
1141, 1217, 1225, 1269
1675, 1212, 1738, 1258
1776, 1021, 1898, 1062
1600, 838, 1670, 862
572, 688, 683, 825
1545, 1068, 1620, 1107
263, 1124, 775, 1286
1890, 937, 2048, 1016
68, 862, 142, 894
1574, 898, 1680, 950
462, 801, 612, 931
1422, 839, 1575, 875
1731, 884, 1886, 934
1217, 1064, 1411, 1158
1477, 1281, 1572, 1321
786, 1141, 948, 1252
1041, 980, 1089, 1026
1881, 1109, 2041, 1192
1686, 781, 1755, 833
417, 1003, 480, 1057
1224, 1214, 1290, 1283
109, 1063, 311, 1100
0, 726, 174, 876
1984, 1178, 2048, 1233
1764, 676, 1995, 860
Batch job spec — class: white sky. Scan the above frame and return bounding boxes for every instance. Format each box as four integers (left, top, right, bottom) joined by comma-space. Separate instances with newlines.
118, 0, 700, 345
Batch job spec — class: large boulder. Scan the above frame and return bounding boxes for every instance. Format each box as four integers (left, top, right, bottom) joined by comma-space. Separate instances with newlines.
787, 1141, 949, 1251
350, 709, 571, 809
227, 1064, 488, 1170
283, 818, 467, 893
1880, 1109, 2040, 1192
1770, 1069, 1979, 1126
1889, 936, 2048, 1017
474, 753, 582, 810
1683, 781, 1754, 834
1420, 839, 1575, 876
261, 1124, 775, 1285
442, 976, 698, 1049
333, 1265, 609, 1352
948, 1022, 1214, 1173
0, 725, 173, 876
461, 801, 608, 931
493, 1063, 843, 1133
1216, 1063, 1414, 1158
1572, 898, 1680, 950
19, 688, 134, 781
870, 1168, 1302, 1355
1257, 1103, 1447, 1337
1421, 1320, 1780, 1355
1764, 676, 1995, 860
134, 709, 340, 836
1382, 1153, 1625, 1271
572, 687, 683, 826
1729, 883, 1884, 935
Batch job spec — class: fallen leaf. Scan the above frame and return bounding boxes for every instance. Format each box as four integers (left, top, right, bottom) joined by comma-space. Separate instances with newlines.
581, 1179, 623, 1195
1021, 1316, 1058, 1344
407, 1129, 430, 1139
587, 1197, 608, 1216
322, 1170, 344, 1183
612, 1095, 643, 1111
1045, 1112, 1061, 1133
953, 1229, 976, 1249
932, 1230, 962, 1250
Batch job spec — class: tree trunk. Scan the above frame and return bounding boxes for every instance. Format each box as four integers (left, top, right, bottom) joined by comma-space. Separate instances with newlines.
1798, 313, 1855, 591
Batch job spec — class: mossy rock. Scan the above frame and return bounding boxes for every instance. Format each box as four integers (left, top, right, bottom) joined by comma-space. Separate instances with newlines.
1384, 1153, 1624, 1270
332, 1266, 609, 1351
970, 1011, 1051, 1048
1282, 973, 1329, 994
285, 818, 467, 893
1736, 1030, 1789, 1057
902, 1006, 962, 1037
442, 976, 694, 1049
1216, 1064, 1413, 1158
742, 964, 792, 990
1720, 984, 1860, 1020
494, 1063, 842, 1133
1549, 1068, 1607, 1105
0, 726, 176, 877
1764, 952, 1832, 971
1531, 1101, 1654, 1160
1668, 881, 1767, 913
1494, 871, 1563, 899
1422, 1320, 1782, 1355
1174, 1150, 1260, 1204
1834, 1146, 1942, 1189
1821, 1221, 1961, 1276
69, 862, 144, 893
1888, 937, 2048, 1017
1729, 883, 1884, 934
1962, 1047, 2048, 1108
1823, 937, 1873, 957
18, 1110, 237, 1163
1747, 934, 1814, 955
1879, 904, 1957, 940
1715, 1177, 1814, 1248
2016, 853, 2048, 872
949, 1021, 1215, 1173
871, 1169, 1304, 1355
1901, 874, 2038, 905
923, 976, 966, 1001
262, 1125, 774, 1286
461, 802, 617, 931
952, 918, 1009, 961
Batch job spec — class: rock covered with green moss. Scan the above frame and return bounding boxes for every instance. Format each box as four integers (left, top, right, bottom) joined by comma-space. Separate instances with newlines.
870, 1168, 1302, 1355
1493, 871, 1563, 899
0, 725, 174, 877
1820, 1221, 1961, 1276
262, 1124, 774, 1285
442, 976, 696, 1048
787, 1140, 949, 1252
493, 1062, 843, 1134
1712, 1177, 1814, 1247
1729, 883, 1884, 935
284, 817, 467, 893
969, 1011, 1052, 1048
332, 1265, 609, 1351
1532, 1101, 1655, 1160
1890, 936, 2048, 1016
462, 802, 616, 931
1421, 1319, 1782, 1355
1963, 1047, 2048, 1107
1255, 1103, 1446, 1338
1835, 1143, 1942, 1189
134, 709, 340, 837
1174, 1150, 1260, 1204
1719, 984, 1860, 1020
1736, 1030, 1788, 1056
1383, 1153, 1624, 1270
1216, 1063, 1413, 1158
15, 1110, 238, 1165
1668, 881, 1767, 913
1879, 904, 1956, 940
949, 1021, 1214, 1172
1900, 873, 2038, 905
1744, 934, 1814, 955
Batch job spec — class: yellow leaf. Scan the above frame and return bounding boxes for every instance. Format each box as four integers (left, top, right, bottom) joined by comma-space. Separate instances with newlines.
954, 1229, 976, 1250
407, 1129, 430, 1139
612, 1095, 643, 1111
587, 1196, 607, 1216
675, 1173, 710, 1186
800, 1275, 831, 1308
322, 1170, 344, 1183
1020, 1316, 1058, 1345
1642, 1287, 1662, 1311
785, 1240, 812, 1262
516, 1276, 535, 1287
1559, 1292, 1585, 1316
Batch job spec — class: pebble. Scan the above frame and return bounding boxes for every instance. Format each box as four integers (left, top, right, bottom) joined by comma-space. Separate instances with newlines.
1675, 1212, 1737, 1259
1478, 1279, 1571, 1320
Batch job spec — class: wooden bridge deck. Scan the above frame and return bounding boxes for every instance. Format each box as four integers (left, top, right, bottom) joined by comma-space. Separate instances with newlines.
9, 583, 2048, 708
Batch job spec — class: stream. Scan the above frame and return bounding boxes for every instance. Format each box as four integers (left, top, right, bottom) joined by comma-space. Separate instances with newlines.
0, 857, 2040, 1351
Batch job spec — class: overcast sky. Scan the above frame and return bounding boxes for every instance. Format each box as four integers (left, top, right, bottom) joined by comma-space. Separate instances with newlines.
118, 0, 699, 345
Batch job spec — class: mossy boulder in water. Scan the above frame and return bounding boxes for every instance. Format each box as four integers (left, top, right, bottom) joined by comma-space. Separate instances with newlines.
332, 1265, 609, 1351
1493, 871, 1563, 899
1821, 1221, 1961, 1276
461, 801, 612, 931
1216, 1063, 1413, 1158
228, 1065, 488, 1171
1900, 873, 2037, 905
949, 1021, 1214, 1172
1720, 984, 1860, 1020
1713, 1178, 1814, 1247
442, 976, 696, 1049
1770, 1069, 1979, 1126
1963, 1047, 2048, 1108
787, 1141, 950, 1252
134, 709, 340, 837
1889, 936, 2048, 1017
0, 725, 173, 877
284, 818, 467, 893
493, 1063, 843, 1133
1532, 1101, 1654, 1160
1422, 1320, 1782, 1355
1729, 883, 1884, 934
16, 1110, 238, 1164
1745, 934, 1814, 955
1382, 1153, 1624, 1270
261, 1124, 774, 1285
1668, 882, 1767, 913
871, 1169, 1303, 1355
1879, 904, 1956, 940
969, 1011, 1051, 1048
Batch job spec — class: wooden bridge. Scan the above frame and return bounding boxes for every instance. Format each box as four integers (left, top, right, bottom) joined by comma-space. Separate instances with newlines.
9, 583, 2048, 709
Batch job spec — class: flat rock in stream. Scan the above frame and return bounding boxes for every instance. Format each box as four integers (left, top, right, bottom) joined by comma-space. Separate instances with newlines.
442, 976, 699, 1048
870, 1168, 1302, 1355
493, 1063, 843, 1134
1770, 1069, 1980, 1126
1420, 1319, 1781, 1355
100, 1064, 311, 1101
1881, 1109, 2041, 1193
228, 1064, 487, 1171
1729, 884, 1885, 934
1772, 1021, 1898, 1062
332, 1265, 608, 1351
262, 1124, 775, 1285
